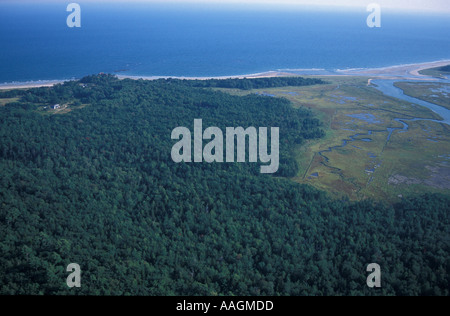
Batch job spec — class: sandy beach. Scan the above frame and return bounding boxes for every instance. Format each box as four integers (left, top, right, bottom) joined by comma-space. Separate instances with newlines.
117, 60, 450, 81
116, 70, 297, 81
1, 60, 449, 90
336, 60, 450, 79
0, 80, 66, 90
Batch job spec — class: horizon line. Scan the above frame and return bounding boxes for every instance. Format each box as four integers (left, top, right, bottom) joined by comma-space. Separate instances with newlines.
2, 0, 450, 14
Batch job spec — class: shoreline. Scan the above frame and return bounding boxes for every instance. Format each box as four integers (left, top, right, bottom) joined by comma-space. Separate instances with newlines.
1, 59, 449, 90
0, 80, 70, 90
336, 59, 450, 79
116, 70, 298, 81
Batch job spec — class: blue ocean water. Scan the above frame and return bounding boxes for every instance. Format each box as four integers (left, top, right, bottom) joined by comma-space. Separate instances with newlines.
0, 2, 450, 83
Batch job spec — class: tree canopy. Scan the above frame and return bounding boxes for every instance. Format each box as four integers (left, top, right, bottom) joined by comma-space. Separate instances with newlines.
0, 75, 448, 296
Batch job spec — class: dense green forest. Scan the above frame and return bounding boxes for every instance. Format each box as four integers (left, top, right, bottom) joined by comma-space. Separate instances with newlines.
0, 75, 448, 295
168, 76, 326, 90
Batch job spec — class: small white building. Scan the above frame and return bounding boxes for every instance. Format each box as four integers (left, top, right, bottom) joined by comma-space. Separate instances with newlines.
52, 104, 61, 109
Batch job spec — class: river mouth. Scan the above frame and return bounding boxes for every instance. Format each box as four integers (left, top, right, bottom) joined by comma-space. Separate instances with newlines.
371, 79, 450, 125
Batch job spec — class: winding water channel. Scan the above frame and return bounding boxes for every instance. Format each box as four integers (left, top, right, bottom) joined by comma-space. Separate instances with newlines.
317, 77, 450, 174
372, 79, 450, 125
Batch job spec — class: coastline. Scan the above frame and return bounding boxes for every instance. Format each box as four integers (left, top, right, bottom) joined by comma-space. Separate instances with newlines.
0, 80, 68, 90
1, 59, 449, 90
336, 59, 450, 79
116, 70, 297, 81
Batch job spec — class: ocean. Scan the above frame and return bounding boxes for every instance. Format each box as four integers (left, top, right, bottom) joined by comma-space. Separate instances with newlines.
1, 2, 450, 83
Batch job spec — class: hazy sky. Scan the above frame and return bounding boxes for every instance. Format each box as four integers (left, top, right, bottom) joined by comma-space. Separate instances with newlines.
4, 0, 450, 13
220, 0, 449, 12
108, 0, 448, 13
